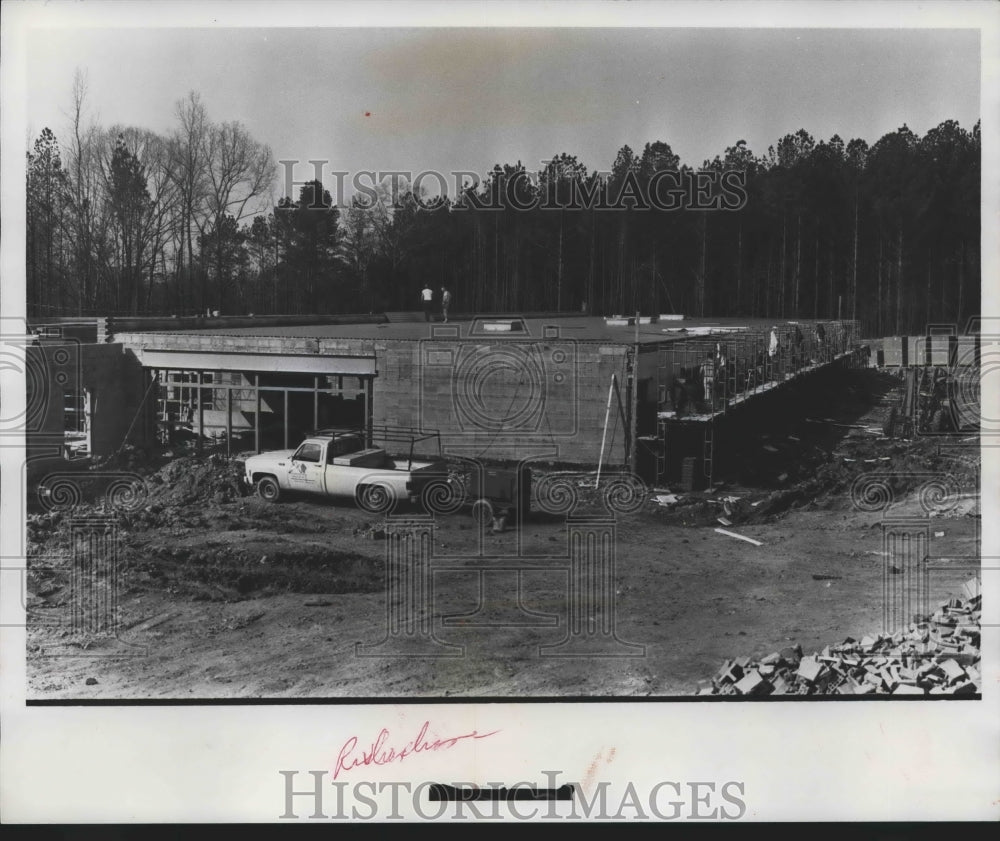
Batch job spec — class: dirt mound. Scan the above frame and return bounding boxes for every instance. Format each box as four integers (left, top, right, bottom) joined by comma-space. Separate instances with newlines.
31, 453, 250, 523
142, 454, 248, 509
26, 454, 253, 562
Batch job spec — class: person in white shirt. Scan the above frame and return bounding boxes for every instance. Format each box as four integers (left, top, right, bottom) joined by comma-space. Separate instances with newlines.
421, 284, 434, 321
767, 327, 778, 381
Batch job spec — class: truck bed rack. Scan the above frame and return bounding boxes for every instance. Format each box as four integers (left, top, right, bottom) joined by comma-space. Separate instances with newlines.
307, 425, 443, 470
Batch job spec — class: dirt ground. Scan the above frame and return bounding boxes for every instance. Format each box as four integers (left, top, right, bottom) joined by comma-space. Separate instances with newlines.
24, 369, 981, 699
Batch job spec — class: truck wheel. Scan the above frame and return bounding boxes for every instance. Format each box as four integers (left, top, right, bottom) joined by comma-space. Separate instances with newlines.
357, 483, 392, 514
256, 476, 282, 502
471, 499, 494, 526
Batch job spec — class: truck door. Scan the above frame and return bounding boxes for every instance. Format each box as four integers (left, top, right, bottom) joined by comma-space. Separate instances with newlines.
287, 441, 325, 494
322, 435, 365, 498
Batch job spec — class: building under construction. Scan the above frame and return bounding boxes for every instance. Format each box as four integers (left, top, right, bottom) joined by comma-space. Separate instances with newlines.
23, 311, 892, 491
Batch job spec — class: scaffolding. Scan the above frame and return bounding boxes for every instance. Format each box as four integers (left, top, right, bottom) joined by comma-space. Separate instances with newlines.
650, 319, 862, 489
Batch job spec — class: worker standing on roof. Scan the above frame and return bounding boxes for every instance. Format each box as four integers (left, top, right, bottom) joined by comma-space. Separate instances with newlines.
700, 352, 717, 413
421, 284, 434, 322
440, 286, 451, 323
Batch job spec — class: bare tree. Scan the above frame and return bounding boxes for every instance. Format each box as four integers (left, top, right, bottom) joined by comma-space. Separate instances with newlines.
123, 128, 181, 311
202, 120, 276, 311
63, 69, 103, 313
167, 91, 210, 313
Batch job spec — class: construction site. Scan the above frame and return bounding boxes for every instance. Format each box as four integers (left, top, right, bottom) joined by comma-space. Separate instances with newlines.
22, 311, 983, 699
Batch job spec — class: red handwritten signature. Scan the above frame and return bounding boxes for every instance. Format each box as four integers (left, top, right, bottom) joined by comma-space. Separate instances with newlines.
334, 720, 500, 779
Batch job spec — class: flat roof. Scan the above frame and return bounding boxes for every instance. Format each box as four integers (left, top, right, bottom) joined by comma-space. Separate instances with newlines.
135, 316, 844, 345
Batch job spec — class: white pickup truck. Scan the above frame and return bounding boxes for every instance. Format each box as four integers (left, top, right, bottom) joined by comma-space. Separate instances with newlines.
243, 430, 446, 512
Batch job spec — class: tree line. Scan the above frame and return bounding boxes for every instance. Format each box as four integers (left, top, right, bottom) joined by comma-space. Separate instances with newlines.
27, 76, 980, 337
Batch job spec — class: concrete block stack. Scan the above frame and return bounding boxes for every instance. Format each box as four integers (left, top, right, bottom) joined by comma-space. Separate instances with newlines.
882, 336, 906, 367
699, 578, 981, 696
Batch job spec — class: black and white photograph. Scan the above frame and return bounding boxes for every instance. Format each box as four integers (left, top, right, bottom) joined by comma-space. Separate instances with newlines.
1, 0, 997, 824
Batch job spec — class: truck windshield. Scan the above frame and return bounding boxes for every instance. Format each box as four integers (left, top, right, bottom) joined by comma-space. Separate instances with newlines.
294, 442, 322, 463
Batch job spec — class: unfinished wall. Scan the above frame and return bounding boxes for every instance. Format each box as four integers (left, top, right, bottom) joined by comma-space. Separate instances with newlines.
882, 334, 974, 368
88, 344, 151, 455
373, 339, 632, 466
26, 342, 151, 472
116, 332, 634, 465
116, 332, 378, 357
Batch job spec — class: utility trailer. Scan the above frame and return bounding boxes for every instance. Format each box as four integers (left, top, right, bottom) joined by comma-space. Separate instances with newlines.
334, 426, 533, 524
460, 464, 532, 526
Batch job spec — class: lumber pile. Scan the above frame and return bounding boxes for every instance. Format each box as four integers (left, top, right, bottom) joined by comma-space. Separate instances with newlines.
699, 578, 981, 697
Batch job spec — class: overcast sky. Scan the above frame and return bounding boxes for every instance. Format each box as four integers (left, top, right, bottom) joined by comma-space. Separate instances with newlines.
9, 3, 991, 206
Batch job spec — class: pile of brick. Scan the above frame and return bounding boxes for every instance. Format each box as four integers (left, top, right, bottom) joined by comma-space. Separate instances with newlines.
699, 578, 981, 696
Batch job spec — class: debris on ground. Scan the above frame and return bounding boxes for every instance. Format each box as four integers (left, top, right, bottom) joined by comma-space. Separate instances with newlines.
150, 453, 245, 496
30, 452, 249, 529
654, 493, 680, 506
353, 522, 387, 540
714, 528, 763, 546
648, 369, 981, 527
698, 578, 981, 696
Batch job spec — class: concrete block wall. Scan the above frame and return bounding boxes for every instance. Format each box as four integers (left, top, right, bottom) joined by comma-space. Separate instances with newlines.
929, 334, 953, 367
373, 340, 632, 466
870, 334, 981, 368
109, 314, 386, 333
908, 336, 928, 367
116, 332, 378, 357
115, 331, 635, 464
880, 334, 963, 368
883, 337, 906, 367
85, 344, 151, 455
954, 335, 979, 367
